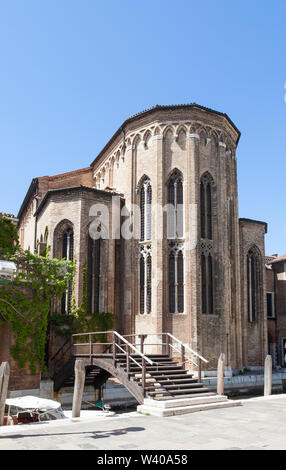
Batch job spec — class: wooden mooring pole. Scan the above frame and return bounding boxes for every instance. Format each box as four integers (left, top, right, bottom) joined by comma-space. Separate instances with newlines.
0, 362, 10, 426
72, 360, 86, 418
264, 354, 272, 396
217, 353, 225, 396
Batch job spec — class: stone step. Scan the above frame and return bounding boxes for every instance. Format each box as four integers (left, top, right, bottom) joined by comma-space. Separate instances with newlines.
147, 387, 212, 396
129, 363, 181, 370
148, 373, 192, 379
137, 399, 242, 417
137, 395, 242, 417
142, 395, 229, 408
151, 378, 198, 384
118, 357, 172, 362
152, 392, 217, 401
144, 382, 204, 391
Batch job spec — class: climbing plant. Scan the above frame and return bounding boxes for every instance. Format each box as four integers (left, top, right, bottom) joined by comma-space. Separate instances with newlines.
0, 216, 19, 257
50, 264, 114, 344
0, 218, 114, 372
0, 250, 74, 374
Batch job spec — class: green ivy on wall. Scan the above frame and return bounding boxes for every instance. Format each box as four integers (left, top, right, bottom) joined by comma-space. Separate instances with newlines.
0, 216, 19, 258
0, 250, 74, 374
0, 216, 115, 374
50, 264, 114, 344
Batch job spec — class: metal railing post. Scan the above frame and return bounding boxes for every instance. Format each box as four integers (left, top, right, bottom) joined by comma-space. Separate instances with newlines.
89, 333, 92, 364
140, 335, 144, 354
126, 344, 130, 379
166, 334, 171, 357
198, 357, 201, 382
142, 357, 146, 396
181, 344, 185, 370
113, 332, 117, 368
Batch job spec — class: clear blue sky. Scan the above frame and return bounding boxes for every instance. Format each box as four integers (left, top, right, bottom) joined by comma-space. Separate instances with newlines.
0, 0, 285, 255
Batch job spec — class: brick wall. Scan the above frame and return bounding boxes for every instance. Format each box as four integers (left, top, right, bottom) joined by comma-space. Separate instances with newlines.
239, 219, 267, 366
272, 262, 286, 365
0, 286, 41, 391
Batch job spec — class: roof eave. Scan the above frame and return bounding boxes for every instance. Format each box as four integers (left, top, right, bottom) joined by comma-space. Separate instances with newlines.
90, 103, 241, 167
17, 178, 39, 223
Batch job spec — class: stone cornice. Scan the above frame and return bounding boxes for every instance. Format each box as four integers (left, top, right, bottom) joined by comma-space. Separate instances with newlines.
92, 117, 238, 177
91, 105, 240, 169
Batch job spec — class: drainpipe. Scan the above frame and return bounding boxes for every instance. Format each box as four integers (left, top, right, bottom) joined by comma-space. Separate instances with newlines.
33, 183, 39, 254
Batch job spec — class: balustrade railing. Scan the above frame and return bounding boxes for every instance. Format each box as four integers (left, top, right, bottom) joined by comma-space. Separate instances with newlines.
72, 331, 154, 396
122, 332, 208, 381
72, 330, 208, 394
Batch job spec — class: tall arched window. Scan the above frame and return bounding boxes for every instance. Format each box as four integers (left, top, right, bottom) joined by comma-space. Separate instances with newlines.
168, 243, 184, 314
87, 235, 101, 314
139, 246, 152, 314
247, 247, 260, 322
61, 227, 74, 314
200, 172, 213, 240
139, 177, 152, 314
201, 252, 214, 314
200, 172, 215, 315
140, 177, 152, 242
167, 170, 185, 314
167, 170, 184, 239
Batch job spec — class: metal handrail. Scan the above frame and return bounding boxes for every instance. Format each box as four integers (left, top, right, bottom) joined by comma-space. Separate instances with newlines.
122, 332, 208, 364
165, 332, 208, 363
72, 331, 154, 366
72, 330, 208, 373
114, 343, 142, 369
113, 331, 154, 366
169, 343, 197, 367
73, 342, 112, 346
72, 330, 114, 337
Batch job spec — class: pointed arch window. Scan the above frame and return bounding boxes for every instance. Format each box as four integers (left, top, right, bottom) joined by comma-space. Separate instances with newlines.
87, 235, 101, 314
168, 243, 184, 314
140, 177, 152, 242
139, 177, 152, 314
200, 173, 215, 315
61, 228, 74, 314
168, 171, 184, 239
200, 173, 213, 240
167, 170, 184, 314
247, 248, 260, 322
139, 246, 152, 314
201, 251, 214, 314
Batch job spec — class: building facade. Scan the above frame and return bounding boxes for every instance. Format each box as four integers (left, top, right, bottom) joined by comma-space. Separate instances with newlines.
265, 254, 286, 368
17, 104, 268, 372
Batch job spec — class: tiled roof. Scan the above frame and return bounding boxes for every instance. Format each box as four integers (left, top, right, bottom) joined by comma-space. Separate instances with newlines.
38, 167, 91, 179
267, 254, 286, 265
33, 185, 124, 217
0, 212, 16, 219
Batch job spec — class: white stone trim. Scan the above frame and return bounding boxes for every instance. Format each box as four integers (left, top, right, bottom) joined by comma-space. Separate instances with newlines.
187, 133, 200, 140
218, 141, 226, 148
151, 134, 164, 141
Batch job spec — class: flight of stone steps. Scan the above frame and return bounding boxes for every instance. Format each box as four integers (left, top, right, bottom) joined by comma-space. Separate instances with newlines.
117, 353, 242, 416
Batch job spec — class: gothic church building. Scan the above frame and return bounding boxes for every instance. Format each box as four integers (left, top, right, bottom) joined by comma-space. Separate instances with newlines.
18, 104, 268, 372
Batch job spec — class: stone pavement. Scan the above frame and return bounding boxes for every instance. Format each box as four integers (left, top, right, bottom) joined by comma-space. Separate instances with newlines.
0, 395, 286, 450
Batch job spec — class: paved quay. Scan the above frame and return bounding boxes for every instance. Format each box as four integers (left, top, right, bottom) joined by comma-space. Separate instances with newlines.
0, 394, 286, 450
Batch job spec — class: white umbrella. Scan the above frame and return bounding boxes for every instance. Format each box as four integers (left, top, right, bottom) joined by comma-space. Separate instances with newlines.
5, 395, 61, 411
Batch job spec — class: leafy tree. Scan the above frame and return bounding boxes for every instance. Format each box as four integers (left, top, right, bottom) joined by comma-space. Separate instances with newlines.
0, 216, 19, 257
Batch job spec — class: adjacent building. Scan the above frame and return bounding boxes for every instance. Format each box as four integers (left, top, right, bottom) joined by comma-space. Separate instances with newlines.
265, 254, 286, 368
